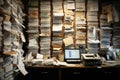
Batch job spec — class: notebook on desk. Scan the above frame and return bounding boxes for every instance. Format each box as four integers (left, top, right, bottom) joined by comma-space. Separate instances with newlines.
64, 49, 81, 63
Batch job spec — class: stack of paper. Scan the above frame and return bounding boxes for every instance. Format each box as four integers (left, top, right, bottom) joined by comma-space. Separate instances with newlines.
28, 0, 38, 7
52, 0, 64, 58
76, 0, 85, 11
0, 57, 4, 80
87, 0, 100, 54
0, 0, 27, 79
0, 16, 3, 52
3, 21, 12, 53
4, 56, 14, 80
28, 38, 39, 54
63, 0, 75, 49
27, 0, 39, 54
11, 0, 27, 76
76, 28, 86, 47
100, 26, 112, 48
52, 36, 62, 53
87, 0, 99, 25
52, 0, 64, 17
75, 0, 86, 48
113, 23, 120, 49
40, 1, 51, 58
87, 26, 100, 54
28, 7, 39, 26
102, 5, 113, 23
100, 7, 112, 49
100, 13, 109, 26
2, 0, 12, 15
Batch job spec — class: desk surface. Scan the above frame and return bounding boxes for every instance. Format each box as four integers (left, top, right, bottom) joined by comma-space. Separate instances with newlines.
26, 63, 120, 69
25, 60, 120, 69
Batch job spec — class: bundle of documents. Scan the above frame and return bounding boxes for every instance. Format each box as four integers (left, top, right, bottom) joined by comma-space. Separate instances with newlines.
87, 0, 99, 54
100, 26, 112, 48
52, 0, 63, 58
0, 0, 27, 79
3, 21, 12, 53
76, 0, 85, 11
28, 38, 39, 49
76, 28, 86, 47
87, 0, 98, 26
100, 13, 109, 26
52, 0, 64, 17
28, 38, 39, 54
100, 4, 115, 53
40, 0, 51, 58
28, 0, 38, 7
63, 0, 75, 49
76, 12, 86, 25
4, 56, 14, 80
100, 8, 112, 49
2, 0, 25, 52
52, 36, 62, 52
88, 40, 100, 54
27, 0, 39, 54
0, 16, 3, 52
40, 37, 50, 55
75, 13, 86, 48
75, 0, 86, 48
0, 57, 4, 80
102, 4, 114, 23
87, 26, 100, 54
88, 48, 99, 53
113, 23, 120, 49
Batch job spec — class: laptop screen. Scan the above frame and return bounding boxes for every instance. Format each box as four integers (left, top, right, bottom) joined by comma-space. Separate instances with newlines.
64, 49, 81, 63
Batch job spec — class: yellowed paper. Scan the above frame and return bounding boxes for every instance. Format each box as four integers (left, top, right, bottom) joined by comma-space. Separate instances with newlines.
63, 36, 73, 46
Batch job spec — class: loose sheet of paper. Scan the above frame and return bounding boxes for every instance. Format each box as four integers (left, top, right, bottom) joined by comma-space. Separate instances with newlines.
63, 36, 73, 46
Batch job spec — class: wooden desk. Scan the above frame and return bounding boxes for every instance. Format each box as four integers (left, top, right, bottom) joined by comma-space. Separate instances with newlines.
14, 64, 120, 80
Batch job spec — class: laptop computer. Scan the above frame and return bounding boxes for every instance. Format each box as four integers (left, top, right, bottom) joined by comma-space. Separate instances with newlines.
64, 49, 81, 63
